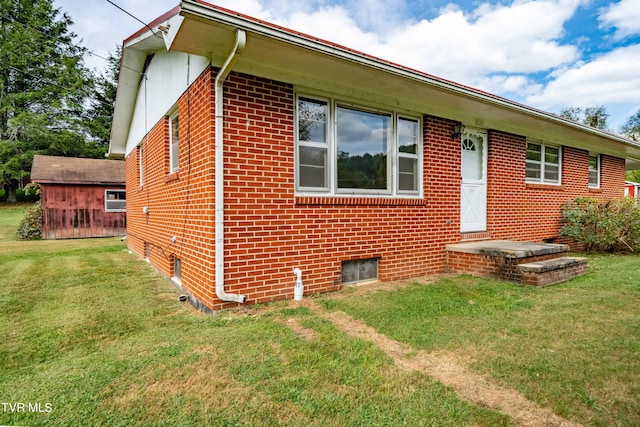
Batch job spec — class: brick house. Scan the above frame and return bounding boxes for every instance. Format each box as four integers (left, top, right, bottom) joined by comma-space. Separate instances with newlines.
31, 155, 126, 239
108, 1, 640, 311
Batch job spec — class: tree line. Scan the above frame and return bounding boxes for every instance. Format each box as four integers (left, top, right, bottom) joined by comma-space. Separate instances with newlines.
1, 0, 640, 202
0, 0, 117, 202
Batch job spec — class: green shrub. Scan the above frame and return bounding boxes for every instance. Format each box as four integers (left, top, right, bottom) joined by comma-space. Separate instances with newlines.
16, 189, 40, 203
0, 187, 40, 203
560, 197, 640, 252
17, 202, 42, 240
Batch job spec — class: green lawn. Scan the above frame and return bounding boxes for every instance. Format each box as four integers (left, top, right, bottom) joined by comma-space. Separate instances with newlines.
1, 203, 638, 426
0, 203, 31, 241
321, 260, 640, 426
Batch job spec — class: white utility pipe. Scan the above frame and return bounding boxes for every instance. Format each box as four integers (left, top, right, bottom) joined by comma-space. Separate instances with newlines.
293, 268, 303, 301
214, 29, 247, 303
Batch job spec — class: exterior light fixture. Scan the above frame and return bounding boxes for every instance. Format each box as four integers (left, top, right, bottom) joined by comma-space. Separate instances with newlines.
451, 123, 465, 140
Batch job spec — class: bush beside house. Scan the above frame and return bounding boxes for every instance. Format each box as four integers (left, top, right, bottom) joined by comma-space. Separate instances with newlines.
561, 197, 640, 252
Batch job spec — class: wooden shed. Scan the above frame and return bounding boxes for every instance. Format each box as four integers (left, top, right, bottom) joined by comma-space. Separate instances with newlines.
31, 155, 126, 239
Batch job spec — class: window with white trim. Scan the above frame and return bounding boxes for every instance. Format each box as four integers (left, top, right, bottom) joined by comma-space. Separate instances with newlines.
169, 111, 179, 173
397, 116, 420, 192
589, 154, 600, 188
105, 190, 126, 212
296, 95, 422, 196
526, 142, 561, 184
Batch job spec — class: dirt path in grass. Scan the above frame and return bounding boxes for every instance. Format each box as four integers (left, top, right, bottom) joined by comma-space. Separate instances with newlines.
293, 298, 581, 427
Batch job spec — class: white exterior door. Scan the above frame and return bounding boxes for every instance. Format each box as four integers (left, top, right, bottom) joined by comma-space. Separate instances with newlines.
460, 130, 487, 233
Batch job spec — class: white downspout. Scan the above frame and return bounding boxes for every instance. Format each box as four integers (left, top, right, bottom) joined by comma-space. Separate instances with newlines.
214, 29, 247, 303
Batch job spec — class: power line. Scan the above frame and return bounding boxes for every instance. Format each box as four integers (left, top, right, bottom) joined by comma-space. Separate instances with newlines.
104, 0, 164, 40
5, 16, 142, 76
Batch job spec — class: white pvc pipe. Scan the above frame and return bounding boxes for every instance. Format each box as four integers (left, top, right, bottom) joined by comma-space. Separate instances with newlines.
293, 268, 303, 301
214, 29, 247, 303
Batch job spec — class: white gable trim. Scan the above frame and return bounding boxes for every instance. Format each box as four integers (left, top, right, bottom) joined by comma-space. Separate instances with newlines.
124, 51, 209, 157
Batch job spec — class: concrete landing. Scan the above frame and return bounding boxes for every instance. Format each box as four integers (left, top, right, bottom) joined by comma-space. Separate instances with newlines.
446, 240, 569, 259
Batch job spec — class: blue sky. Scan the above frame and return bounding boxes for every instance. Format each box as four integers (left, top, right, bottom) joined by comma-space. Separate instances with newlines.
55, 0, 640, 131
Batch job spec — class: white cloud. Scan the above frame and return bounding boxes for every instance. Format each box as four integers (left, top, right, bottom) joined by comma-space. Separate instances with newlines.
526, 44, 640, 117
53, 0, 639, 127
477, 74, 544, 98
208, 0, 273, 19
599, 0, 640, 39
230, 0, 585, 90
63, 0, 584, 89
284, 6, 381, 50
55, 0, 177, 71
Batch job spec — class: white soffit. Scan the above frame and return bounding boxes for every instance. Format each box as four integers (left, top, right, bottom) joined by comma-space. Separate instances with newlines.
112, 0, 640, 167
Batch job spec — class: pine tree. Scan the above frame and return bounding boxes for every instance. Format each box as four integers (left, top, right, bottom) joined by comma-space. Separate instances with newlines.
0, 0, 95, 202
83, 46, 120, 148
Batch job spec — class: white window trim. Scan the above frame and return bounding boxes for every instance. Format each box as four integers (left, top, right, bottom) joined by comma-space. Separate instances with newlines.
297, 95, 331, 193
105, 189, 126, 212
526, 141, 562, 185
169, 110, 179, 174
589, 153, 600, 188
295, 94, 423, 198
396, 115, 422, 196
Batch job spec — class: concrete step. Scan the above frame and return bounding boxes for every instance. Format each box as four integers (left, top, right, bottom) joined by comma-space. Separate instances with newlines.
518, 257, 588, 287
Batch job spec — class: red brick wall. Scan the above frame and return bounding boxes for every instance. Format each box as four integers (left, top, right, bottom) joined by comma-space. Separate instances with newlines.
486, 130, 625, 242
221, 73, 460, 309
126, 67, 218, 309
126, 66, 626, 311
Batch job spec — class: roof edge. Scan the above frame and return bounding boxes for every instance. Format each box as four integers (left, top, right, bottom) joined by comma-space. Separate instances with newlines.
123, 5, 181, 47
181, 0, 640, 152
33, 180, 126, 186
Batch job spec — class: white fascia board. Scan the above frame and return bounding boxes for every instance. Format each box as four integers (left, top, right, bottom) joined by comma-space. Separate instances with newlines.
178, 0, 640, 160
108, 14, 185, 159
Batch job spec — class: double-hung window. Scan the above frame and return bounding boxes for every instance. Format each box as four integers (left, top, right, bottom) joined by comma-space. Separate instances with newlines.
297, 97, 329, 189
397, 117, 420, 192
296, 95, 421, 196
526, 142, 561, 184
169, 111, 179, 173
589, 154, 600, 188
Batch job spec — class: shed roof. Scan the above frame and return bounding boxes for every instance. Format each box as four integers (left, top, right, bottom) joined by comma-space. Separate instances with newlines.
31, 155, 125, 185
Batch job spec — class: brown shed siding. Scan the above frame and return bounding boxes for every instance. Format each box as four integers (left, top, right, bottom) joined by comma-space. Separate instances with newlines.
40, 184, 126, 239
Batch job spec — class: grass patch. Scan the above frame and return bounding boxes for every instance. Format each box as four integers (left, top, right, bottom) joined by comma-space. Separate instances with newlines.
0, 204, 509, 426
2, 200, 637, 426
321, 258, 640, 427
0, 203, 31, 241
